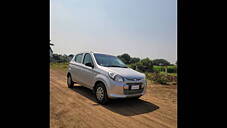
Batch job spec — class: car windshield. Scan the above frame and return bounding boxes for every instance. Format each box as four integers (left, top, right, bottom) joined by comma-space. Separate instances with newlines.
94, 53, 128, 68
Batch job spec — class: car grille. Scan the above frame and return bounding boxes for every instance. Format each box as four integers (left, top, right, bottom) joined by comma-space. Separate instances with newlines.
125, 78, 142, 81
123, 83, 144, 95
127, 83, 143, 86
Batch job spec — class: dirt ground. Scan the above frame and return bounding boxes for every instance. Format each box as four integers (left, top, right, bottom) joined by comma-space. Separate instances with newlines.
50, 69, 177, 128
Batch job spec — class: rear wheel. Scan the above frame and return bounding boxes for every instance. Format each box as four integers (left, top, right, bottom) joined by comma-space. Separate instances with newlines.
67, 74, 74, 88
95, 83, 108, 104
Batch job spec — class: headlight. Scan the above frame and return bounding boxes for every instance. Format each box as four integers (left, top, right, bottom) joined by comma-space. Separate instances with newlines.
108, 72, 124, 82
108, 72, 115, 79
114, 75, 124, 82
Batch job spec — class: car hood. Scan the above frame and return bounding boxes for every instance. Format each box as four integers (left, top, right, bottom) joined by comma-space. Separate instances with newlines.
100, 66, 145, 79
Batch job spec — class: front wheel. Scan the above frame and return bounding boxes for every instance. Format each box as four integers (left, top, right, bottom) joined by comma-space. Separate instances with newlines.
95, 83, 108, 104
131, 96, 141, 99
67, 74, 74, 88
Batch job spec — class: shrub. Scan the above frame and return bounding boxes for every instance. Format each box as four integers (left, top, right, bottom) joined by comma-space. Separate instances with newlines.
50, 62, 68, 70
146, 72, 177, 85
155, 74, 168, 84
153, 66, 177, 73
128, 63, 136, 70
167, 66, 177, 73
130, 58, 154, 72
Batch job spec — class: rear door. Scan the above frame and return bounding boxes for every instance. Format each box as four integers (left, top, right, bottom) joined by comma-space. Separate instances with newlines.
70, 53, 84, 83
80, 53, 96, 88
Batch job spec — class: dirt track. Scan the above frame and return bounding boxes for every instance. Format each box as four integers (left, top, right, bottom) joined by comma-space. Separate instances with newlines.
50, 69, 177, 128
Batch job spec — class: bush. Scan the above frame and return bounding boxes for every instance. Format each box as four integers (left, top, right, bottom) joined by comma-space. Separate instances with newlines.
128, 63, 136, 70
153, 66, 177, 73
50, 54, 71, 63
129, 58, 154, 72
155, 74, 169, 84
167, 66, 177, 73
50, 62, 68, 71
145, 72, 177, 85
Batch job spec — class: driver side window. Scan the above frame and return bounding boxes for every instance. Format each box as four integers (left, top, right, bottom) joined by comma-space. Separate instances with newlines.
83, 53, 93, 65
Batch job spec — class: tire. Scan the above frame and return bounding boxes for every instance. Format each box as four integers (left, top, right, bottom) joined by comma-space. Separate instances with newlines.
95, 83, 108, 104
132, 96, 141, 99
129, 96, 141, 100
67, 74, 74, 88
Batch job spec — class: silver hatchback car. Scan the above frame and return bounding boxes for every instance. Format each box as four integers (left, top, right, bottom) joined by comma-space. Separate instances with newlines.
67, 52, 147, 104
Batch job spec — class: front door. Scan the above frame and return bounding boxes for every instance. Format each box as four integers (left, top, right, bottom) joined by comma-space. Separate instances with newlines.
80, 53, 96, 88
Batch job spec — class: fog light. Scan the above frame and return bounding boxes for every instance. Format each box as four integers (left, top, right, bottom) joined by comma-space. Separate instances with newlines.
123, 85, 129, 89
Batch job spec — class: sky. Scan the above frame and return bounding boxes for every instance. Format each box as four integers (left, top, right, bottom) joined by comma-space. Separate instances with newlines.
51, 0, 177, 63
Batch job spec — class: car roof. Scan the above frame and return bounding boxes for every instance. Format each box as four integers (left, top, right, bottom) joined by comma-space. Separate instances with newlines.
74, 51, 118, 58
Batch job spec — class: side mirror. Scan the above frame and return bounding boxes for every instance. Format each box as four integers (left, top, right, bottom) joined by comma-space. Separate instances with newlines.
85, 62, 94, 68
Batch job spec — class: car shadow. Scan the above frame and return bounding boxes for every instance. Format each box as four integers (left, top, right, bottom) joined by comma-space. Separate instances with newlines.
71, 85, 159, 116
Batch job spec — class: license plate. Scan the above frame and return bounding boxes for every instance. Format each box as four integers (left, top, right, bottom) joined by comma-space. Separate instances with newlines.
131, 85, 140, 90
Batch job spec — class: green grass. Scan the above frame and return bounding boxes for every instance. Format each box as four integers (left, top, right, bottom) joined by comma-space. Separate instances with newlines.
50, 62, 69, 71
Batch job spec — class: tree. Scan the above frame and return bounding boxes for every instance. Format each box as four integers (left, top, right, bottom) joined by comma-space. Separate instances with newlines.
141, 58, 153, 68
134, 58, 153, 72
152, 59, 170, 66
52, 54, 60, 60
117, 53, 131, 64
130, 57, 140, 64
51, 53, 69, 62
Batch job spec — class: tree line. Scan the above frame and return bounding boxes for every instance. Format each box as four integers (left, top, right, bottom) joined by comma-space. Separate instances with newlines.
50, 54, 74, 63
117, 53, 175, 73
50, 53, 176, 73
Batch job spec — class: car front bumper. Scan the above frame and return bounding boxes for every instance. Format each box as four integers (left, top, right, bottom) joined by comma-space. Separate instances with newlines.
106, 79, 147, 99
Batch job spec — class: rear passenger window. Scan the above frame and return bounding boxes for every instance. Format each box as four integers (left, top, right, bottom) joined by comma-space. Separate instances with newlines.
74, 54, 83, 63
